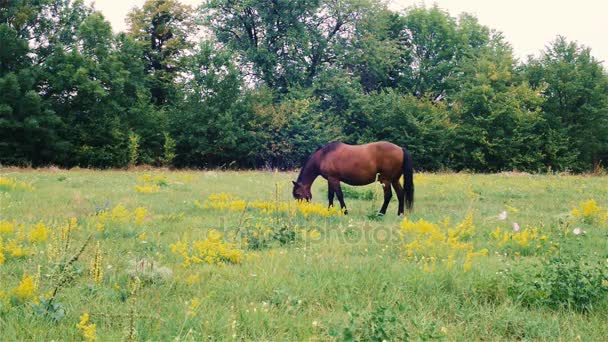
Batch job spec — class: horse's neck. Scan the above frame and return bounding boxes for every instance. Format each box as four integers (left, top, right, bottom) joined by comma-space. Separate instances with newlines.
298, 156, 320, 186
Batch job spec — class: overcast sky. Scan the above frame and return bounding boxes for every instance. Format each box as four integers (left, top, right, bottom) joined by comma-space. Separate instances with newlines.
87, 0, 608, 66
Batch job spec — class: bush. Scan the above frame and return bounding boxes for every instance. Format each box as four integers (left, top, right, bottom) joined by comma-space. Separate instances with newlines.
507, 250, 608, 311
356, 90, 454, 171
331, 305, 410, 341
128, 131, 140, 166
161, 132, 176, 166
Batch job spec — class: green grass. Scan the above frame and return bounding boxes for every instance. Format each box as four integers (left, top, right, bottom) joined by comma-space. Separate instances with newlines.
1, 169, 607, 340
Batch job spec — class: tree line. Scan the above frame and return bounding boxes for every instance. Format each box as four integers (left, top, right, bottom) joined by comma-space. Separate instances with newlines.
1, 0, 607, 172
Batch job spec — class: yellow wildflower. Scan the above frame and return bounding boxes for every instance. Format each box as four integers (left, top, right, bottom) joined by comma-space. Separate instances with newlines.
5, 240, 30, 257
0, 221, 15, 234
170, 230, 243, 267
133, 207, 147, 225
491, 225, 550, 255
185, 273, 201, 285
303, 229, 321, 240
0, 177, 34, 191
134, 184, 160, 193
77, 313, 97, 342
13, 274, 37, 301
571, 199, 605, 224
28, 222, 50, 243
186, 298, 201, 317
400, 215, 487, 271
463, 249, 488, 272
137, 232, 147, 242
111, 205, 130, 223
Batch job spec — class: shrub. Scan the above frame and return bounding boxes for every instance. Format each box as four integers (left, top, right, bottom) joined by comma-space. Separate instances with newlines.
161, 132, 176, 166
331, 305, 409, 341
507, 250, 608, 311
128, 131, 140, 166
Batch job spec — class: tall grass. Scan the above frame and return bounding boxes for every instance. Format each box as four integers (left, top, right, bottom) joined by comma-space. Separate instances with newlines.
0, 170, 607, 340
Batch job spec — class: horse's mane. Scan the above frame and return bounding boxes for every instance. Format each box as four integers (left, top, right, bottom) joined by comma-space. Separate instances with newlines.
320, 141, 342, 155
296, 142, 342, 182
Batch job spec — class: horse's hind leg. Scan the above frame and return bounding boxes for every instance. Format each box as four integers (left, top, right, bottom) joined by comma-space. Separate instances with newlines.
329, 177, 348, 214
392, 180, 404, 215
379, 180, 392, 215
327, 181, 335, 208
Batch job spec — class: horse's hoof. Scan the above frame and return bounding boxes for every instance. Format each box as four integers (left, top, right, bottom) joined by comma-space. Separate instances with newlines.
377, 212, 385, 216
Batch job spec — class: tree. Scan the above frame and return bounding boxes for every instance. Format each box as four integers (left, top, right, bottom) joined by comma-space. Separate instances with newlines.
343, 7, 408, 93
250, 87, 342, 168
170, 42, 255, 167
204, 0, 369, 93
356, 90, 453, 170
344, 7, 492, 100
524, 37, 608, 171
449, 36, 552, 171
0, 23, 30, 74
0, 19, 67, 166
398, 6, 461, 100
0, 71, 66, 165
42, 13, 124, 167
127, 0, 195, 105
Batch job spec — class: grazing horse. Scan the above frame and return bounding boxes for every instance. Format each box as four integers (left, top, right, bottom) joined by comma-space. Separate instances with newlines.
292, 141, 414, 215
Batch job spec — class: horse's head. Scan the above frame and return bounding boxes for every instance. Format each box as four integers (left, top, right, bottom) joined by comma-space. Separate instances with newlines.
292, 181, 312, 202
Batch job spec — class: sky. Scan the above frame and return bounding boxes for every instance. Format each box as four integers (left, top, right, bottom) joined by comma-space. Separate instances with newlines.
87, 0, 608, 66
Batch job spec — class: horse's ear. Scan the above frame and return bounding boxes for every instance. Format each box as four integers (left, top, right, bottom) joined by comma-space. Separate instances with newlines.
292, 181, 298, 186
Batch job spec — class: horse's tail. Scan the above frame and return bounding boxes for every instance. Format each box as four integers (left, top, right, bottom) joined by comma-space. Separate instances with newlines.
402, 147, 414, 210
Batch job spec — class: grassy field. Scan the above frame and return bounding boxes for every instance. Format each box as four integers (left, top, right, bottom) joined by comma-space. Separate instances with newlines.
1, 169, 607, 341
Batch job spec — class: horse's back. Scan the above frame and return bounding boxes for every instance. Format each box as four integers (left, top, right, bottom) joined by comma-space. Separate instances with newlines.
326, 141, 400, 154
319, 141, 403, 185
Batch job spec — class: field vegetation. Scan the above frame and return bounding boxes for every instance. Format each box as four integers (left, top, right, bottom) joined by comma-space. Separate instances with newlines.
2, 0, 607, 172
1, 170, 607, 340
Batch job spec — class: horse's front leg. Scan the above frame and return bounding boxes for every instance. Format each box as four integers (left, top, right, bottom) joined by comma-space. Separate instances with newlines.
329, 178, 348, 214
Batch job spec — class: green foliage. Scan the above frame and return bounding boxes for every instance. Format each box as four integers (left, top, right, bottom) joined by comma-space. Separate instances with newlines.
341, 186, 374, 201
399, 6, 462, 100
447, 36, 556, 171
1, 0, 607, 171
170, 43, 256, 167
251, 87, 342, 168
1, 171, 608, 339
128, 131, 141, 166
235, 217, 301, 250
0, 71, 66, 166
332, 305, 410, 341
161, 132, 176, 167
0, 24, 30, 73
204, 0, 368, 92
356, 90, 453, 170
127, 0, 195, 105
31, 297, 66, 322
507, 249, 608, 312
524, 37, 608, 171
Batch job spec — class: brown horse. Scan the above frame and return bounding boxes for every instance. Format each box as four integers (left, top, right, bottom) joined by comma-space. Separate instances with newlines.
292, 141, 414, 215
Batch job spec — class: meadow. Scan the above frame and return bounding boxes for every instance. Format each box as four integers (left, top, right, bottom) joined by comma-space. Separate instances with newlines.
0, 169, 607, 341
